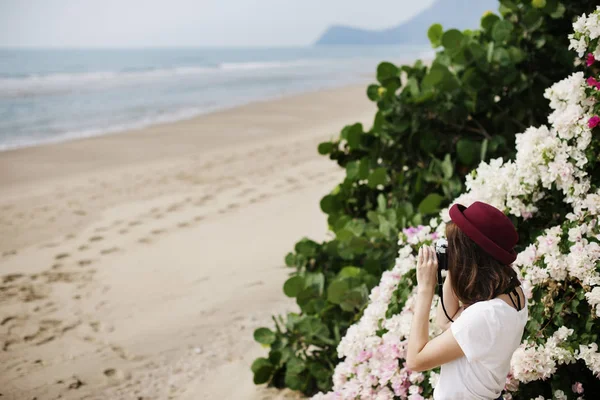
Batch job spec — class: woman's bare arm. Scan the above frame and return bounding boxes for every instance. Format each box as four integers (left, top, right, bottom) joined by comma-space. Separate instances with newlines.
435, 271, 461, 330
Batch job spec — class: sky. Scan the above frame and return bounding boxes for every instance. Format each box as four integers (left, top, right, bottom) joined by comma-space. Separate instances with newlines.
0, 0, 435, 47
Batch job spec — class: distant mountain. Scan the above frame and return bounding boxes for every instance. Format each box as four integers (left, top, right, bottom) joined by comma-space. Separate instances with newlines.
315, 0, 499, 45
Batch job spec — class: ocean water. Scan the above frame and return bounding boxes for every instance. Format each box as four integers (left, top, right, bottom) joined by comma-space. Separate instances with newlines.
0, 47, 428, 151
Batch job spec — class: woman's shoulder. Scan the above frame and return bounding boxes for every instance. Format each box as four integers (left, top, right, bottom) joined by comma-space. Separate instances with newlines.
464, 286, 527, 312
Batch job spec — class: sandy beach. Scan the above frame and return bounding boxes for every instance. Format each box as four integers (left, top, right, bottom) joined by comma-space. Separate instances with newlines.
0, 85, 375, 400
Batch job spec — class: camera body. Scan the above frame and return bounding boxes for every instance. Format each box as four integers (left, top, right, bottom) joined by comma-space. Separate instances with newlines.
435, 238, 449, 271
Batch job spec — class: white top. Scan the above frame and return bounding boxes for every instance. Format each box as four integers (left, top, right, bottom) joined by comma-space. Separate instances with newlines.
433, 296, 528, 400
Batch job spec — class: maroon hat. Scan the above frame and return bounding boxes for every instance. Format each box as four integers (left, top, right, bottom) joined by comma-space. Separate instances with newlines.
449, 201, 518, 265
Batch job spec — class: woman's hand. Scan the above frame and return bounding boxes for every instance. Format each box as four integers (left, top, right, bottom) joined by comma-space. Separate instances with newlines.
417, 245, 438, 294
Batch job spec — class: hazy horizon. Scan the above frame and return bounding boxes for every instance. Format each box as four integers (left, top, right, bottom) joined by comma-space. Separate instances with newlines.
0, 0, 436, 48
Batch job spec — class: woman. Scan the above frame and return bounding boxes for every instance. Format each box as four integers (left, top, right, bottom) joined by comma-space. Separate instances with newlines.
405, 201, 528, 400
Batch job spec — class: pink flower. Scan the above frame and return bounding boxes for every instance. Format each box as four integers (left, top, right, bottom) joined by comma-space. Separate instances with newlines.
357, 350, 372, 363
572, 382, 584, 394
587, 53, 596, 67
586, 76, 600, 89
589, 116, 600, 128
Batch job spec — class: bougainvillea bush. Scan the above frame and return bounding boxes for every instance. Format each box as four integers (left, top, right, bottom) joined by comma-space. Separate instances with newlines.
251, 1, 600, 395
311, 7, 600, 400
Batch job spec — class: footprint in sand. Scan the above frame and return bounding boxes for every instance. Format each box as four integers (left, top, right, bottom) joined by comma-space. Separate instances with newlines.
78, 245, 89, 251
194, 215, 204, 222
55, 253, 70, 260
138, 237, 152, 244
166, 204, 181, 213
177, 221, 190, 228
118, 228, 128, 234
78, 260, 93, 267
100, 247, 119, 255
89, 236, 103, 242
151, 229, 165, 235
2, 273, 24, 283
128, 220, 142, 227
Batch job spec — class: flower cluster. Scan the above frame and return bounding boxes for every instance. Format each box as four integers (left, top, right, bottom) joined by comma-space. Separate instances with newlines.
568, 6, 600, 59
509, 327, 576, 383
312, 9, 600, 400
312, 226, 442, 400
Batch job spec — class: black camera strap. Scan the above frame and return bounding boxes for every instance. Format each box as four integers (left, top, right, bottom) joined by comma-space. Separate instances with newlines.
437, 268, 455, 323
438, 275, 522, 324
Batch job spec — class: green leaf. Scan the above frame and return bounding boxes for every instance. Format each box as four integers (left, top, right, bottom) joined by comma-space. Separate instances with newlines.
406, 77, 420, 97
285, 357, 307, 390
377, 193, 387, 212
340, 285, 369, 312
358, 157, 370, 179
441, 154, 453, 179
493, 47, 512, 66
488, 135, 507, 153
346, 160, 360, 180
254, 327, 276, 345
283, 276, 305, 297
492, 20, 513, 43
427, 23, 443, 48
296, 286, 320, 312
481, 13, 500, 32
305, 272, 325, 295
418, 193, 444, 215
531, 0, 545, 7
252, 357, 274, 384
486, 42, 495, 63
457, 138, 480, 165
422, 62, 449, 88
367, 167, 389, 188
338, 266, 362, 278
508, 47, 526, 64
317, 141, 333, 155
367, 84, 380, 101
377, 62, 399, 83
419, 131, 438, 153
522, 9, 544, 31
441, 29, 464, 50
251, 357, 273, 374
320, 194, 339, 214
480, 138, 489, 161
327, 279, 351, 304
296, 317, 331, 343
346, 123, 362, 149
550, 3, 565, 18
284, 252, 295, 267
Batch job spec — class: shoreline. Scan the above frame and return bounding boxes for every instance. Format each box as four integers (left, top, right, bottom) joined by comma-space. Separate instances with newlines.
0, 83, 375, 399
0, 83, 368, 189
0, 80, 371, 154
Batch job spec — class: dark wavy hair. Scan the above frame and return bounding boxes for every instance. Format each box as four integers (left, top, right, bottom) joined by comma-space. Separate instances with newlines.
446, 221, 520, 306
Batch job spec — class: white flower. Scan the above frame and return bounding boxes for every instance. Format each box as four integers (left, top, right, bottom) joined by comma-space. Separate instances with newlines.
428, 371, 439, 389
554, 391, 567, 400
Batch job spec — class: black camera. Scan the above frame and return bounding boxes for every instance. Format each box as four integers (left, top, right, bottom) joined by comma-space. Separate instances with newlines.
435, 238, 449, 271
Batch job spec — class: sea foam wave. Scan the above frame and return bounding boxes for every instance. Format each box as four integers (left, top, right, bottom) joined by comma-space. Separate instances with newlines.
0, 59, 323, 97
